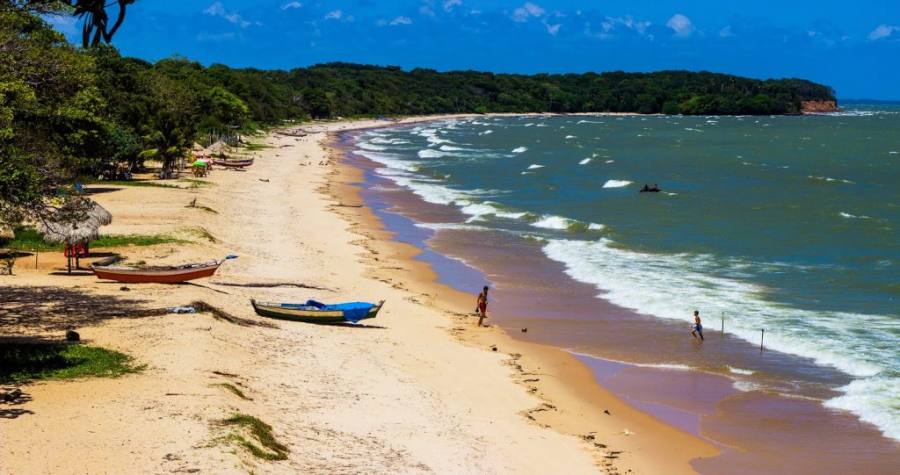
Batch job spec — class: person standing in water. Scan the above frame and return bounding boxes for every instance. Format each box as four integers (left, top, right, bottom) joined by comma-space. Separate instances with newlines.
476, 286, 489, 326
691, 310, 704, 341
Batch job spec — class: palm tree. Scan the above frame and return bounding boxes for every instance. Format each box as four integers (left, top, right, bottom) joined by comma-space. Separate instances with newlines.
72, 0, 135, 47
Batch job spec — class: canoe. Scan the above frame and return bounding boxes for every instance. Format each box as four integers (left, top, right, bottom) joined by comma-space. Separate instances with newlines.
91, 255, 237, 283
212, 158, 254, 168
250, 299, 384, 324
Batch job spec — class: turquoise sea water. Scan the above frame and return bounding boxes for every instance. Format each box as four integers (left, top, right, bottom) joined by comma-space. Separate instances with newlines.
351, 106, 900, 441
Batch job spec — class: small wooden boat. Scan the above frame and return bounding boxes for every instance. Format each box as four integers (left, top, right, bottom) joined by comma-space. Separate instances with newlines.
212, 158, 254, 168
251, 299, 384, 324
91, 255, 237, 283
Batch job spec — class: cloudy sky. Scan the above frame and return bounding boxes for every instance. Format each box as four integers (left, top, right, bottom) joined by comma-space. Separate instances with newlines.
49, 1, 900, 99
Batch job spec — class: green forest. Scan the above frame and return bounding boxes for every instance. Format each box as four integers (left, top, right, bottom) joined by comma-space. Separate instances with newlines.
1, 2, 836, 227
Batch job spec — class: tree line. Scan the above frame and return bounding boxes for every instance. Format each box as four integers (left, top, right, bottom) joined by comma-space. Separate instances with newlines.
0, 2, 835, 227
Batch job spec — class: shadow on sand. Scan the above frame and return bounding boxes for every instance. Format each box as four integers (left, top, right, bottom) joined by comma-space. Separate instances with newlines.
0, 286, 152, 334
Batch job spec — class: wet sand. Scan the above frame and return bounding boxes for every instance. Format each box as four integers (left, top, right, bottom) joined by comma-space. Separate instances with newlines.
335, 122, 900, 474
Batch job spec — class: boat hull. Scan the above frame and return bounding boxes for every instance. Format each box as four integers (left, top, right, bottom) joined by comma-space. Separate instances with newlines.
92, 263, 220, 283
251, 299, 383, 324
213, 159, 253, 168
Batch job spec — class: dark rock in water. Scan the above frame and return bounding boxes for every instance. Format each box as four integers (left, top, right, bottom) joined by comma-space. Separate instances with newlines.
521, 328, 528, 333
66, 329, 80, 342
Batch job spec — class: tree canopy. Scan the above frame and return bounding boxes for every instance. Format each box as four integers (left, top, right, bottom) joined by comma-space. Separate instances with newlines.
0, 4, 837, 227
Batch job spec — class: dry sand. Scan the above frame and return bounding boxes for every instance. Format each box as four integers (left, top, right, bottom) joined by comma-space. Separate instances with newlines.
0, 116, 714, 474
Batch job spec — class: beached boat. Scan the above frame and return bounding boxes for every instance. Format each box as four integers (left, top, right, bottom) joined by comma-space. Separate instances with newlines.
250, 299, 384, 324
212, 158, 254, 168
91, 255, 237, 283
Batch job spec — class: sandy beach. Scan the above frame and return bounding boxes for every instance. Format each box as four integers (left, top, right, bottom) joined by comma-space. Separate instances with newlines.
0, 115, 721, 474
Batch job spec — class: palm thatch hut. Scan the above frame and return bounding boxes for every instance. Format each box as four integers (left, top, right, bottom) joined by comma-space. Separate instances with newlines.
0, 223, 13, 241
38, 202, 112, 272
206, 140, 231, 157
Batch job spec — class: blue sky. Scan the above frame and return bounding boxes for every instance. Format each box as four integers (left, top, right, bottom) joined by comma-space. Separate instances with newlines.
49, 1, 900, 99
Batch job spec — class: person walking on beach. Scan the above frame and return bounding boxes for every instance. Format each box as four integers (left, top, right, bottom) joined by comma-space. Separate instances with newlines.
476, 286, 489, 326
691, 310, 704, 341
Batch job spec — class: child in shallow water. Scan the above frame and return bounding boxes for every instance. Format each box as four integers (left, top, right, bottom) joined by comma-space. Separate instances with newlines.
691, 310, 704, 341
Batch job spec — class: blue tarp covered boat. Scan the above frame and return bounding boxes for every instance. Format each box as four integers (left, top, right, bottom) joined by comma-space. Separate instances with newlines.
250, 299, 384, 324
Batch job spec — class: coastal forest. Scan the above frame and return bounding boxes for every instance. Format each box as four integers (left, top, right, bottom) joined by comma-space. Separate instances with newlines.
1, 2, 835, 226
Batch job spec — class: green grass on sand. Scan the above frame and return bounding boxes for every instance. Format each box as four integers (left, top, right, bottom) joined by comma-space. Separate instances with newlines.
219, 413, 289, 461
0, 343, 144, 384
2, 227, 187, 252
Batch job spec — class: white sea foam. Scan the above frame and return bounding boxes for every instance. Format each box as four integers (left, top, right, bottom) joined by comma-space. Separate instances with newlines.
479, 130, 493, 136
727, 366, 755, 376
579, 158, 592, 165
531, 215, 572, 230
356, 142, 387, 151
602, 180, 632, 188
565, 135, 577, 139
417, 149, 449, 159
605, 160, 615, 164
524, 123, 535, 127
414, 222, 490, 232
809, 175, 855, 184
839, 212, 870, 219
542, 238, 898, 441
527, 164, 545, 170
889, 151, 898, 155
459, 202, 528, 222
439, 145, 467, 152
825, 376, 900, 441
588, 223, 605, 231
512, 146, 528, 154
733, 381, 763, 392
369, 137, 410, 145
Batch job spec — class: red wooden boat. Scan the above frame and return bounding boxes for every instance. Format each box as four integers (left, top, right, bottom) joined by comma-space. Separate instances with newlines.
91, 255, 237, 283
212, 158, 254, 168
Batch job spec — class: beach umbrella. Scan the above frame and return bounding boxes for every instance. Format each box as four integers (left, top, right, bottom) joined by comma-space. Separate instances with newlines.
38, 201, 112, 273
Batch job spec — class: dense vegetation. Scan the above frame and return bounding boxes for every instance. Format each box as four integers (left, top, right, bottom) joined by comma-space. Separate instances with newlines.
0, 2, 836, 227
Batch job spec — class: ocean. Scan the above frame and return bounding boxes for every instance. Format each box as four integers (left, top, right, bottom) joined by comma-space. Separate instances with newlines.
346, 106, 899, 448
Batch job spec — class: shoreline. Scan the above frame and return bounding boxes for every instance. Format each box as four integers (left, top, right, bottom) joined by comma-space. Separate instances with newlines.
326, 115, 900, 473
322, 118, 720, 473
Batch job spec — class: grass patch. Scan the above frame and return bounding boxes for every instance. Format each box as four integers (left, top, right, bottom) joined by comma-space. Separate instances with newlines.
85, 180, 179, 189
0, 343, 143, 384
93, 234, 188, 247
4, 227, 60, 251
219, 413, 289, 461
189, 226, 218, 243
242, 142, 271, 151
215, 382, 252, 400
3, 227, 187, 251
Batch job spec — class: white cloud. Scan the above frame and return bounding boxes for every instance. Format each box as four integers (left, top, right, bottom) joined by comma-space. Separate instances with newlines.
204, 2, 251, 28
868, 24, 898, 41
666, 13, 694, 38
545, 23, 561, 36
512, 2, 544, 22
325, 9, 342, 20
390, 16, 413, 26
443, 0, 462, 12
281, 1, 302, 10
719, 25, 735, 38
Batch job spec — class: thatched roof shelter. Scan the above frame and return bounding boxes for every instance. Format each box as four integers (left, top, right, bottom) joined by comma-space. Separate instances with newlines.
192, 142, 205, 151
0, 223, 13, 240
38, 202, 112, 244
206, 141, 231, 155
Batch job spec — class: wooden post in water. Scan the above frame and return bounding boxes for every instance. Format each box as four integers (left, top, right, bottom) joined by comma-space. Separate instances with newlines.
760, 329, 765, 351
